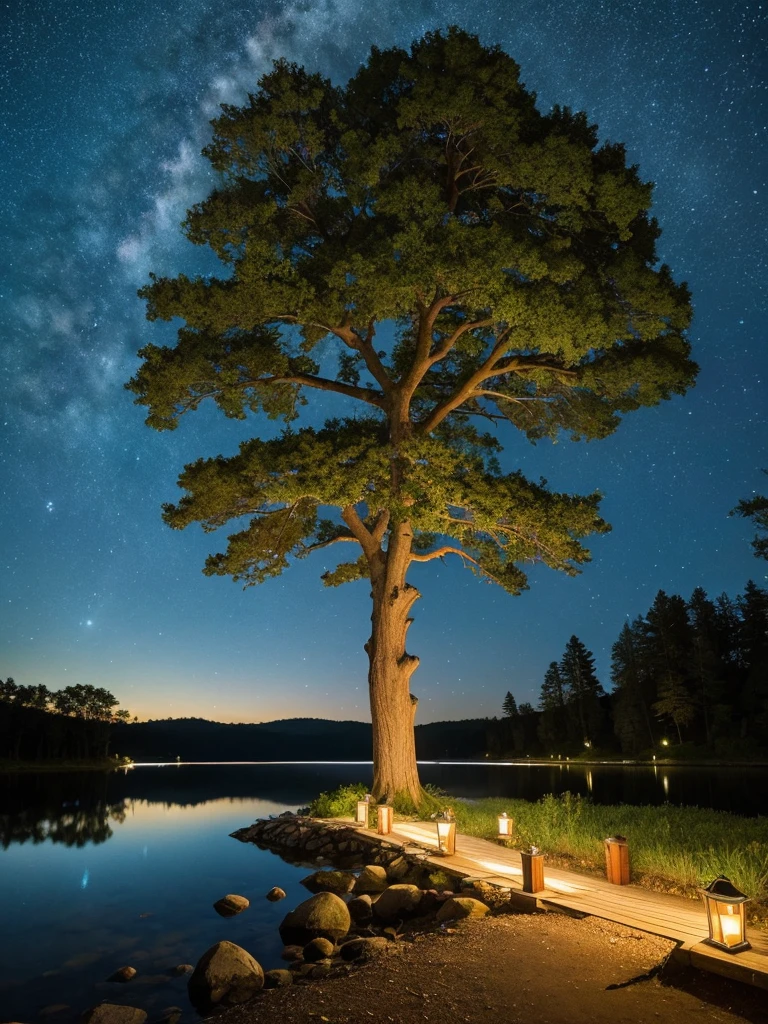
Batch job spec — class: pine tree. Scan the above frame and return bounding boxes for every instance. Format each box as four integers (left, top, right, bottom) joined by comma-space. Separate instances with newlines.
502, 691, 518, 717
737, 580, 768, 738
732, 475, 768, 560
127, 29, 695, 804
537, 661, 569, 749
560, 636, 605, 745
610, 619, 655, 753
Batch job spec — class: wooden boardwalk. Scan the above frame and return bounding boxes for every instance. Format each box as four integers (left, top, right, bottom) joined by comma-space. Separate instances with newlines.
347, 819, 768, 991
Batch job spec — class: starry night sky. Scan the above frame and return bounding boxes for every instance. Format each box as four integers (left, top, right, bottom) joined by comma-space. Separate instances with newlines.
1, 0, 766, 725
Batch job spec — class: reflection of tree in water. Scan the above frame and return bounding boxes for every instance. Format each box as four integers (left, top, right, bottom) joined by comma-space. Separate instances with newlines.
0, 772, 127, 849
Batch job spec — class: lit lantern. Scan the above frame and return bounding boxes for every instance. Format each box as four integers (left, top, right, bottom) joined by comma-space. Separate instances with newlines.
435, 809, 456, 856
604, 835, 630, 885
520, 845, 544, 894
356, 794, 371, 828
377, 804, 393, 835
497, 812, 513, 840
699, 876, 751, 954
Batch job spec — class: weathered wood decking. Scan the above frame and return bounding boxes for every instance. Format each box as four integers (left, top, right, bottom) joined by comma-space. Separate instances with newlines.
347, 818, 768, 991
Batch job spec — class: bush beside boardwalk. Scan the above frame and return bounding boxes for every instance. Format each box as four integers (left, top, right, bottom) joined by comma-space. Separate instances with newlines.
309, 785, 768, 919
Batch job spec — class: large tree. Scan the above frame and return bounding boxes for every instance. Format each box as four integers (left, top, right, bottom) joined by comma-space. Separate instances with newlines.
127, 29, 695, 805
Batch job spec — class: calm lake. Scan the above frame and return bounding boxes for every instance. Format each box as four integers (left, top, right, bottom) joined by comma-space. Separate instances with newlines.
1, 760, 766, 1024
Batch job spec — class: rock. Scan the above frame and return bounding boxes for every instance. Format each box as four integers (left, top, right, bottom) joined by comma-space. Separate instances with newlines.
382, 926, 399, 940
278, 892, 351, 946
266, 886, 286, 902
308, 961, 332, 980
339, 936, 389, 962
347, 894, 373, 924
169, 964, 193, 976
187, 940, 264, 1010
353, 864, 389, 893
38, 1006, 70, 1018
213, 893, 250, 917
280, 945, 304, 961
302, 937, 335, 962
81, 1006, 147, 1024
107, 965, 137, 982
372, 884, 422, 922
418, 890, 440, 915
435, 897, 491, 922
385, 856, 410, 880
300, 869, 356, 895
264, 969, 294, 988
156, 1009, 183, 1024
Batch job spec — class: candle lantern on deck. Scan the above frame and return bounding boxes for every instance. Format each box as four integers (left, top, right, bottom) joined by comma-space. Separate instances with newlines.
497, 812, 514, 841
604, 835, 630, 885
356, 794, 371, 828
699, 876, 751, 954
520, 845, 544, 894
435, 808, 457, 856
377, 803, 393, 835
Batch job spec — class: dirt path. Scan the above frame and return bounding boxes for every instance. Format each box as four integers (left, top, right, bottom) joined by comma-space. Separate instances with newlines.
218, 911, 768, 1024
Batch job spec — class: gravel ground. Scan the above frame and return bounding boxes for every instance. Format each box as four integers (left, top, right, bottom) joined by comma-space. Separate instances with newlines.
214, 910, 768, 1024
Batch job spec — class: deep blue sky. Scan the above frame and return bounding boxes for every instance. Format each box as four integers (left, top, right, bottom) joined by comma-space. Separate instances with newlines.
1, 0, 766, 724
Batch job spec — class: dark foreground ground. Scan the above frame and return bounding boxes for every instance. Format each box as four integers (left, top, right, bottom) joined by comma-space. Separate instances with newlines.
217, 911, 768, 1024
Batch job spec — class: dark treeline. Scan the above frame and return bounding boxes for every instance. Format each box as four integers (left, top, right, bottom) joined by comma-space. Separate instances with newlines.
0, 681, 129, 762
497, 580, 768, 758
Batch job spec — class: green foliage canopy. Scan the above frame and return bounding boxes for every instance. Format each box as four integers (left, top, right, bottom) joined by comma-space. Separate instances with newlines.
128, 29, 696, 596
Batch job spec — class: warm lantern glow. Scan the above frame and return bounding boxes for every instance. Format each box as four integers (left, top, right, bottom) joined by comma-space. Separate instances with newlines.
377, 804, 393, 835
356, 794, 371, 828
699, 876, 751, 954
520, 845, 544, 894
435, 809, 456, 855
497, 812, 513, 839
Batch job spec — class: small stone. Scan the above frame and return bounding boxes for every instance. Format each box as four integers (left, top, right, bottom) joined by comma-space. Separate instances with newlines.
382, 926, 398, 940
339, 937, 389, 962
38, 1007, 71, 1019
187, 939, 264, 1010
156, 1008, 183, 1024
169, 964, 193, 976
303, 937, 335, 962
300, 869, 356, 895
213, 893, 250, 917
435, 897, 490, 923
347, 894, 373, 924
264, 969, 294, 988
308, 961, 332, 980
81, 1006, 147, 1024
280, 945, 303, 961
107, 966, 137, 982
353, 865, 389, 893
266, 887, 287, 902
386, 856, 409, 880
372, 884, 422, 921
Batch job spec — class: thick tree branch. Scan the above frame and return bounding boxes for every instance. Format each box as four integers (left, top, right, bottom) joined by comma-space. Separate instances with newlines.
262, 372, 385, 407
341, 504, 380, 561
410, 544, 504, 586
334, 323, 394, 395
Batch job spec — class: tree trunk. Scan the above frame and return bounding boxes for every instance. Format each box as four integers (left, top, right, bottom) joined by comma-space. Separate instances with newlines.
365, 521, 423, 806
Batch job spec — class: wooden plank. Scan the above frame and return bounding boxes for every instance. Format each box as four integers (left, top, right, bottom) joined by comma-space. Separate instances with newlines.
342, 819, 768, 990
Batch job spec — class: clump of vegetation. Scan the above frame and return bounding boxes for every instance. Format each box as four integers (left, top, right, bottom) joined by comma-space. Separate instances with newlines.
453, 793, 768, 910
311, 785, 768, 914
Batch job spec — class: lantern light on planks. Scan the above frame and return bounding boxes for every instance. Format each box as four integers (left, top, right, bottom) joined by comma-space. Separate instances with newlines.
604, 835, 630, 885
377, 803, 393, 835
497, 812, 513, 840
699, 876, 751, 954
356, 793, 371, 828
435, 808, 456, 856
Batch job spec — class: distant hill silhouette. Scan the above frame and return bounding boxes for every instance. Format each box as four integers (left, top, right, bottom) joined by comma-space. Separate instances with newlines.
114, 716, 499, 762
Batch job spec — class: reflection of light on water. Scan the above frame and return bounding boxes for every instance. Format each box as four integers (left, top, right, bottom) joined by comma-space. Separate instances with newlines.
586, 771, 593, 793
80, 869, 89, 889
663, 775, 669, 796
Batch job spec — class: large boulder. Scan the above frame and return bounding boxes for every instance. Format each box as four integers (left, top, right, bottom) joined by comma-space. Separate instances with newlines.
435, 897, 491, 923
353, 865, 389, 893
188, 940, 264, 1010
372, 884, 422, 922
213, 894, 250, 917
81, 1007, 147, 1024
278, 892, 351, 946
301, 869, 356, 895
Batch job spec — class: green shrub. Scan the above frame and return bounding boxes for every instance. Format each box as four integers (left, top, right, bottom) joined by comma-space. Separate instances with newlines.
308, 782, 369, 818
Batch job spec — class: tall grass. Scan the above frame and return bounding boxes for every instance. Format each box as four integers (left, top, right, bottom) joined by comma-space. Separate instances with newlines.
454, 794, 768, 907
309, 785, 768, 910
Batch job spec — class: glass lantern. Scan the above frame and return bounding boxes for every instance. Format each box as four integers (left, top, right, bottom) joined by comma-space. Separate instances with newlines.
377, 804, 393, 835
435, 808, 456, 855
497, 812, 513, 840
356, 793, 371, 828
699, 876, 750, 953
